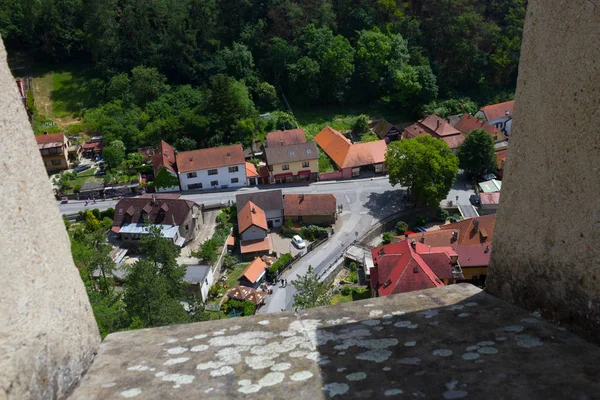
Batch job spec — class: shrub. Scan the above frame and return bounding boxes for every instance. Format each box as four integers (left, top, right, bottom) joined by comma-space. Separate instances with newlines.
222, 253, 237, 270
415, 214, 428, 226
268, 253, 293, 277
348, 271, 358, 284
353, 114, 369, 133
284, 218, 294, 230
341, 285, 352, 296
73, 184, 82, 193
224, 299, 255, 316
193, 238, 219, 263
300, 225, 329, 241
437, 208, 449, 221
242, 301, 256, 316
382, 232, 393, 244
91, 208, 101, 219
100, 208, 115, 219
208, 283, 222, 299
349, 261, 357, 272
396, 221, 409, 235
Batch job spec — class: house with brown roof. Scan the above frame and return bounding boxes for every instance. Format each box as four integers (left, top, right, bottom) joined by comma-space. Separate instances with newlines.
152, 141, 180, 192
315, 126, 387, 179
372, 120, 403, 142
264, 141, 319, 184
370, 239, 462, 297
237, 190, 284, 229
35, 133, 70, 173
237, 201, 273, 256
111, 194, 203, 246
238, 257, 269, 288
475, 100, 514, 136
453, 114, 507, 143
176, 144, 246, 191
265, 128, 306, 147
403, 115, 465, 151
283, 194, 337, 225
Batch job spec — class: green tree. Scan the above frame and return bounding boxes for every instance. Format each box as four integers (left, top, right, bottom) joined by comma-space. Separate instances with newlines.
173, 137, 197, 152
123, 259, 189, 327
386, 135, 459, 208
395, 221, 409, 235
131, 66, 169, 105
288, 56, 320, 101
382, 232, 393, 244
216, 42, 255, 80
252, 81, 279, 111
353, 114, 369, 133
193, 238, 219, 263
106, 73, 132, 102
102, 145, 125, 170
291, 265, 332, 310
139, 226, 186, 298
457, 128, 498, 179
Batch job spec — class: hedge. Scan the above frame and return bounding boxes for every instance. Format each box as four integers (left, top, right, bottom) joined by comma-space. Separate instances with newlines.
268, 253, 293, 276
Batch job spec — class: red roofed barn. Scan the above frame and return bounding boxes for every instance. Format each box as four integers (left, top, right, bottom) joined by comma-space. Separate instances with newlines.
283, 194, 337, 225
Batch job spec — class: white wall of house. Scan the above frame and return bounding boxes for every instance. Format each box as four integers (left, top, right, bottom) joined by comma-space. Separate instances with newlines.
475, 111, 513, 136
240, 225, 267, 242
178, 163, 246, 191
156, 169, 180, 192
200, 268, 214, 302
265, 209, 284, 228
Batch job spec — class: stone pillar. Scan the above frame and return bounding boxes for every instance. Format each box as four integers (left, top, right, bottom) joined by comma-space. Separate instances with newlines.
0, 40, 100, 399
487, 0, 600, 339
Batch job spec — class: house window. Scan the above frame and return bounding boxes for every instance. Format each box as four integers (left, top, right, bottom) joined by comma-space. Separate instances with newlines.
51, 159, 62, 165
306, 149, 311, 154
289, 151, 295, 156
228, 166, 239, 173
208, 169, 218, 175
302, 161, 309, 168
48, 147, 60, 154
185, 224, 189, 231
282, 164, 290, 170
374, 164, 383, 173
231, 178, 239, 183
211, 180, 218, 186
188, 183, 203, 189
187, 172, 197, 178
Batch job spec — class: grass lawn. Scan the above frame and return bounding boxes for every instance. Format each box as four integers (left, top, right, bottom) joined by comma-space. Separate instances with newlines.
330, 287, 371, 305
330, 292, 352, 305
360, 132, 379, 142
224, 262, 250, 290
318, 149, 336, 173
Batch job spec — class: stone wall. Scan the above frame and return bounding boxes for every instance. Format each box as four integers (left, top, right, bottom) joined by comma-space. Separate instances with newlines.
487, 0, 600, 340
0, 40, 100, 399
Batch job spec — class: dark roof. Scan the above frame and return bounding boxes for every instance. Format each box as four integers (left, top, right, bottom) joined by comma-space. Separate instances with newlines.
184, 265, 211, 284
236, 190, 283, 212
176, 144, 245, 173
372, 120, 402, 139
112, 196, 198, 227
152, 141, 177, 176
265, 129, 306, 147
264, 142, 318, 165
283, 194, 336, 217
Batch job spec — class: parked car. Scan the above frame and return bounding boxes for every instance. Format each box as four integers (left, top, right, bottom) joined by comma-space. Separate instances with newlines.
74, 164, 91, 173
292, 235, 306, 249
470, 194, 480, 205
480, 173, 497, 181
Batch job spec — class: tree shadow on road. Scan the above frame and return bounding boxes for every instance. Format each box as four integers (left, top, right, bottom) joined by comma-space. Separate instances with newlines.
362, 189, 408, 219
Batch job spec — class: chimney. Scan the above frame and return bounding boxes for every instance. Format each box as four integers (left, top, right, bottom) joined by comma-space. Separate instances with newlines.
152, 194, 156, 203
300, 193, 304, 201
171, 213, 176, 226
505, 110, 510, 116
451, 230, 458, 241
420, 234, 425, 243
484, 245, 490, 254
404, 233, 409, 240
280, 140, 284, 146
378, 248, 385, 256
251, 207, 256, 214
473, 219, 480, 232
436, 120, 440, 131
411, 239, 417, 250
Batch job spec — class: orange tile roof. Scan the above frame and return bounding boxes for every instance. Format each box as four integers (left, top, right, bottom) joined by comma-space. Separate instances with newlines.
176, 144, 245, 173
265, 128, 306, 147
239, 257, 268, 283
454, 114, 506, 142
496, 149, 508, 169
35, 133, 65, 144
226, 236, 235, 246
152, 140, 177, 176
245, 162, 259, 178
479, 100, 514, 121
315, 126, 387, 169
240, 235, 272, 254
440, 214, 496, 246
314, 126, 351, 168
238, 201, 268, 233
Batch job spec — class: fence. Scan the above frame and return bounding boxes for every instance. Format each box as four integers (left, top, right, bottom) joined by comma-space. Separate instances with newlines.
211, 228, 233, 281
318, 171, 343, 181
358, 208, 436, 246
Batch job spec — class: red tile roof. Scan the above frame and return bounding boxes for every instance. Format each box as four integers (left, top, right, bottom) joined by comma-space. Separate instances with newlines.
315, 126, 387, 169
453, 244, 492, 267
176, 144, 244, 173
496, 149, 507, 169
440, 214, 496, 246
419, 115, 462, 137
246, 162, 259, 178
240, 257, 268, 283
283, 194, 336, 217
265, 128, 306, 147
238, 201, 268, 233
479, 100, 515, 121
454, 114, 506, 141
404, 115, 465, 150
152, 140, 177, 176
35, 133, 65, 145
370, 241, 444, 296
240, 236, 272, 254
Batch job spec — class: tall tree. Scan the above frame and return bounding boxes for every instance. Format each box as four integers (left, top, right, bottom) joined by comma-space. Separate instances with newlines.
292, 265, 332, 309
386, 135, 459, 207
456, 128, 498, 179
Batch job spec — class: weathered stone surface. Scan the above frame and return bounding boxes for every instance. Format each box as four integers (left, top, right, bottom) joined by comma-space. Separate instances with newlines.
0, 39, 100, 399
487, 0, 600, 340
70, 284, 600, 399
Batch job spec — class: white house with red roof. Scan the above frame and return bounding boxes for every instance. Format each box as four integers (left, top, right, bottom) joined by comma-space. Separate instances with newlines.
475, 100, 514, 136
